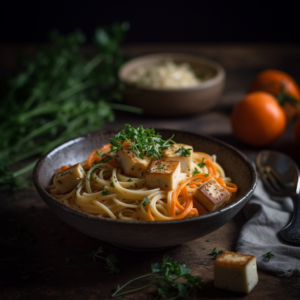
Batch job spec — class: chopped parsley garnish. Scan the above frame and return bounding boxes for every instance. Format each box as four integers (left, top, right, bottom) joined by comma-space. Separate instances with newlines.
157, 166, 164, 169
175, 146, 192, 157
111, 255, 203, 298
192, 168, 200, 176
209, 248, 223, 260
127, 178, 133, 182
204, 173, 209, 177
263, 252, 275, 259
102, 190, 110, 195
198, 157, 206, 168
142, 196, 150, 206
94, 150, 102, 158
110, 183, 115, 188
109, 124, 189, 160
206, 239, 211, 242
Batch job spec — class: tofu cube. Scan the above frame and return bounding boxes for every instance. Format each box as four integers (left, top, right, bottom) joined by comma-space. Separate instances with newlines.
161, 143, 193, 175
116, 147, 150, 178
146, 160, 180, 190
193, 178, 230, 212
214, 251, 258, 294
54, 163, 86, 193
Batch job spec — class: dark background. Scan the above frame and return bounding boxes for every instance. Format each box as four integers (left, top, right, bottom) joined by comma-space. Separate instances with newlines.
1, 0, 299, 44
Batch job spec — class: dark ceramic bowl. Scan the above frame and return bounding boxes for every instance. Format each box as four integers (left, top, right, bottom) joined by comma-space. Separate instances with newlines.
33, 129, 256, 251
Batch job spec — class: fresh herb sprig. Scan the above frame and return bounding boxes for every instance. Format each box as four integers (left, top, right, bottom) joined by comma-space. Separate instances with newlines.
110, 124, 190, 160
0, 24, 142, 191
263, 252, 275, 259
198, 158, 206, 169
141, 196, 150, 206
209, 248, 223, 260
87, 246, 120, 274
111, 255, 203, 298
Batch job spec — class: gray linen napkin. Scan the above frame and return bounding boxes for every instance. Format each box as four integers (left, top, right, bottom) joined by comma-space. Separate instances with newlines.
236, 179, 300, 277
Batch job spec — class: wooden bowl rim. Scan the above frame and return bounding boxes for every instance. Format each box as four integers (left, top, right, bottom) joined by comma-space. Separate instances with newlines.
118, 52, 226, 92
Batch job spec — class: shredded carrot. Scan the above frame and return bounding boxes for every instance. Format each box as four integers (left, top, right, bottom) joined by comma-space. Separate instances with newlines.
195, 152, 218, 177
85, 143, 111, 169
55, 165, 69, 174
171, 173, 214, 216
147, 205, 154, 221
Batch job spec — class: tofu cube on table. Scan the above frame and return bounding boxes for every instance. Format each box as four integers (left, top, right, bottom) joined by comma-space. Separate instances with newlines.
214, 251, 258, 294
193, 178, 230, 212
54, 163, 86, 193
116, 147, 150, 178
146, 160, 180, 190
161, 143, 193, 175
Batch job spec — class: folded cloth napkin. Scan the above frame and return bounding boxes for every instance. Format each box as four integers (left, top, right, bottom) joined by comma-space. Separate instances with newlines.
236, 179, 300, 277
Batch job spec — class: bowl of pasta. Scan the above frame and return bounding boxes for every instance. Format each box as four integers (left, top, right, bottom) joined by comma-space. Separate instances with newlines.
119, 53, 225, 117
33, 125, 256, 251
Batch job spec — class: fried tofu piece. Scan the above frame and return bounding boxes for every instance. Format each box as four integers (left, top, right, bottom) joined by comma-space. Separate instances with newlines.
146, 160, 180, 190
214, 251, 258, 294
193, 178, 230, 212
54, 163, 86, 193
116, 147, 150, 178
161, 143, 193, 175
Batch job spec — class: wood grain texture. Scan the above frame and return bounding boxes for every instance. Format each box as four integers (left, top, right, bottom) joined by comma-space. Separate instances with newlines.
1, 44, 300, 299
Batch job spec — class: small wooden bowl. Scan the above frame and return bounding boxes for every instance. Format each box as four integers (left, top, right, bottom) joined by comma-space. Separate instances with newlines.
119, 53, 225, 117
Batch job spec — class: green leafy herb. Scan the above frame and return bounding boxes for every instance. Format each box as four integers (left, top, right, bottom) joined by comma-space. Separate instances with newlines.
111, 255, 203, 298
110, 183, 115, 188
127, 178, 133, 182
202, 248, 206, 250
94, 150, 102, 158
0, 23, 143, 191
157, 166, 164, 169
102, 190, 110, 195
142, 196, 150, 206
198, 158, 206, 169
87, 246, 120, 274
205, 173, 209, 177
110, 124, 188, 160
203, 263, 207, 265
206, 239, 211, 242
192, 168, 200, 176
175, 147, 192, 157
263, 252, 275, 259
209, 248, 223, 260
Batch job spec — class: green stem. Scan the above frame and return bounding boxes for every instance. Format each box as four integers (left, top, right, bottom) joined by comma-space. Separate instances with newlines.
55, 79, 98, 102
12, 161, 37, 178
79, 54, 103, 79
110, 103, 143, 114
111, 273, 154, 298
14, 119, 61, 148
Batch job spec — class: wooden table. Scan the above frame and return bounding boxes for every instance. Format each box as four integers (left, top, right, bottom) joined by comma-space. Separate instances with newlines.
1, 44, 300, 299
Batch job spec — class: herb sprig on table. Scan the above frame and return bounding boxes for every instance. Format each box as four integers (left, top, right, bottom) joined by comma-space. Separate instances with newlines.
0, 23, 141, 191
111, 255, 203, 298
110, 124, 190, 160
87, 246, 120, 274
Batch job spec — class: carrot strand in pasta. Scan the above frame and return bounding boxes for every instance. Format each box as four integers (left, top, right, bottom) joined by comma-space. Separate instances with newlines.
147, 205, 154, 221
85, 143, 111, 169
55, 165, 69, 174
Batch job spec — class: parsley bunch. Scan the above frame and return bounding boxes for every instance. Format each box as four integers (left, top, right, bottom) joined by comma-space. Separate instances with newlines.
112, 255, 203, 299
110, 124, 191, 160
0, 23, 141, 191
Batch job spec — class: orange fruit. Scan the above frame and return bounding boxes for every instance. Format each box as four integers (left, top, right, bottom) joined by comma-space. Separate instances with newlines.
231, 92, 286, 147
248, 69, 300, 120
295, 115, 300, 147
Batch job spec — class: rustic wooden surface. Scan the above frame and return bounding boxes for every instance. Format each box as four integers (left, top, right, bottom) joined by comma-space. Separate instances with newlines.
1, 44, 300, 299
